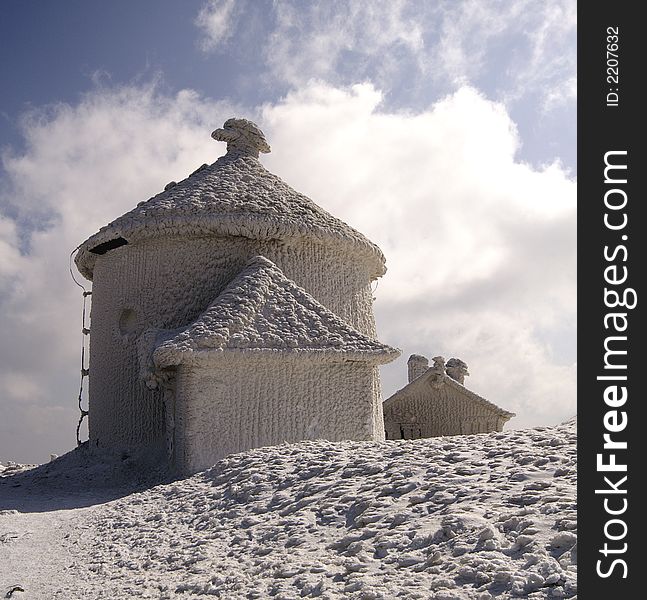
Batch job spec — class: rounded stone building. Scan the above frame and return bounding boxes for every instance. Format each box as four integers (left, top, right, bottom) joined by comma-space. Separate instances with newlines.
74, 118, 399, 470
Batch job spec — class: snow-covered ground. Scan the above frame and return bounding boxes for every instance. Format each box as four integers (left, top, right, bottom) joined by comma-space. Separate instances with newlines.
1, 421, 576, 599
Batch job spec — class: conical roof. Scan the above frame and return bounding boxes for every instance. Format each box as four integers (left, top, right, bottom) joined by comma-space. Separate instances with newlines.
74, 118, 386, 280
153, 256, 400, 368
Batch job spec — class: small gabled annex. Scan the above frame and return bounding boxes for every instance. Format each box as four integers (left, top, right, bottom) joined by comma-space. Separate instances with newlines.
146, 256, 399, 474
383, 354, 515, 439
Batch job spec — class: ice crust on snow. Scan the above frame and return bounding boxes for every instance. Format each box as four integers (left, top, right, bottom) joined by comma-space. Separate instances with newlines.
1, 421, 576, 599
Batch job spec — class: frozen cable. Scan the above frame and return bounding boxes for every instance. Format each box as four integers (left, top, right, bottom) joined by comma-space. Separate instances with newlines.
70, 246, 91, 446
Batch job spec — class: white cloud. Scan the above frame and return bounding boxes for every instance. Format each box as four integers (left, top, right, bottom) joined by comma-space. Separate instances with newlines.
0, 80, 574, 463
195, 0, 240, 52
543, 75, 577, 113
428, 0, 575, 96
265, 0, 424, 88
260, 83, 576, 427
0, 217, 25, 283
195, 0, 576, 114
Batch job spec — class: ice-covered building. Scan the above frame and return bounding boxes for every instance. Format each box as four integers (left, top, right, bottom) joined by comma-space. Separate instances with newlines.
383, 354, 515, 439
74, 118, 399, 473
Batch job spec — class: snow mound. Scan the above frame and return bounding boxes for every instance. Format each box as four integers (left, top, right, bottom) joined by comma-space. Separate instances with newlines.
63, 422, 577, 599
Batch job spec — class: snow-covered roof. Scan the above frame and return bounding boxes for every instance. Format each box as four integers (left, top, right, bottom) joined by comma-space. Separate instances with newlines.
384, 367, 515, 419
75, 118, 386, 280
152, 256, 400, 368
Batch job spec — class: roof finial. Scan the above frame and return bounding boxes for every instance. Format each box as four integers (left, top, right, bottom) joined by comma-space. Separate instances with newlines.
211, 118, 271, 158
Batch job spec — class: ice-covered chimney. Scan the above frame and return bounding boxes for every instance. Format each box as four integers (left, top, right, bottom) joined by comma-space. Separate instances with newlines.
446, 357, 469, 385
407, 354, 429, 383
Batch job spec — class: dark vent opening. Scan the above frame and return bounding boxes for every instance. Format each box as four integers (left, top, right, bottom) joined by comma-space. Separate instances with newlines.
89, 237, 129, 255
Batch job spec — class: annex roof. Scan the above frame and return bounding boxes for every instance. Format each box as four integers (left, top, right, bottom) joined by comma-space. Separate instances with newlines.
153, 255, 400, 368
384, 367, 515, 419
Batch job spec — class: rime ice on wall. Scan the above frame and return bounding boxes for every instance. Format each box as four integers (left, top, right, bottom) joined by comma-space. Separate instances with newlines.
74, 118, 399, 464
172, 359, 382, 474
384, 354, 514, 439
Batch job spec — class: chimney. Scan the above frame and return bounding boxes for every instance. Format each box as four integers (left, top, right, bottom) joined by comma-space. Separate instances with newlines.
446, 358, 469, 385
407, 354, 429, 383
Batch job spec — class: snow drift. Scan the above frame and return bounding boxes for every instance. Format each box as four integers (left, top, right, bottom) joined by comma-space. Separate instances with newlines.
1, 421, 576, 599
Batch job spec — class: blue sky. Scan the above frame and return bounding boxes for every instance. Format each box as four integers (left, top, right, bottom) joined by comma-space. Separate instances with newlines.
0, 1, 576, 463
1, 1, 575, 167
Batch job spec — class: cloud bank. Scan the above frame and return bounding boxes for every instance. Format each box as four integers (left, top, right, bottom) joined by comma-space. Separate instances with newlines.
0, 81, 574, 463
261, 83, 576, 427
